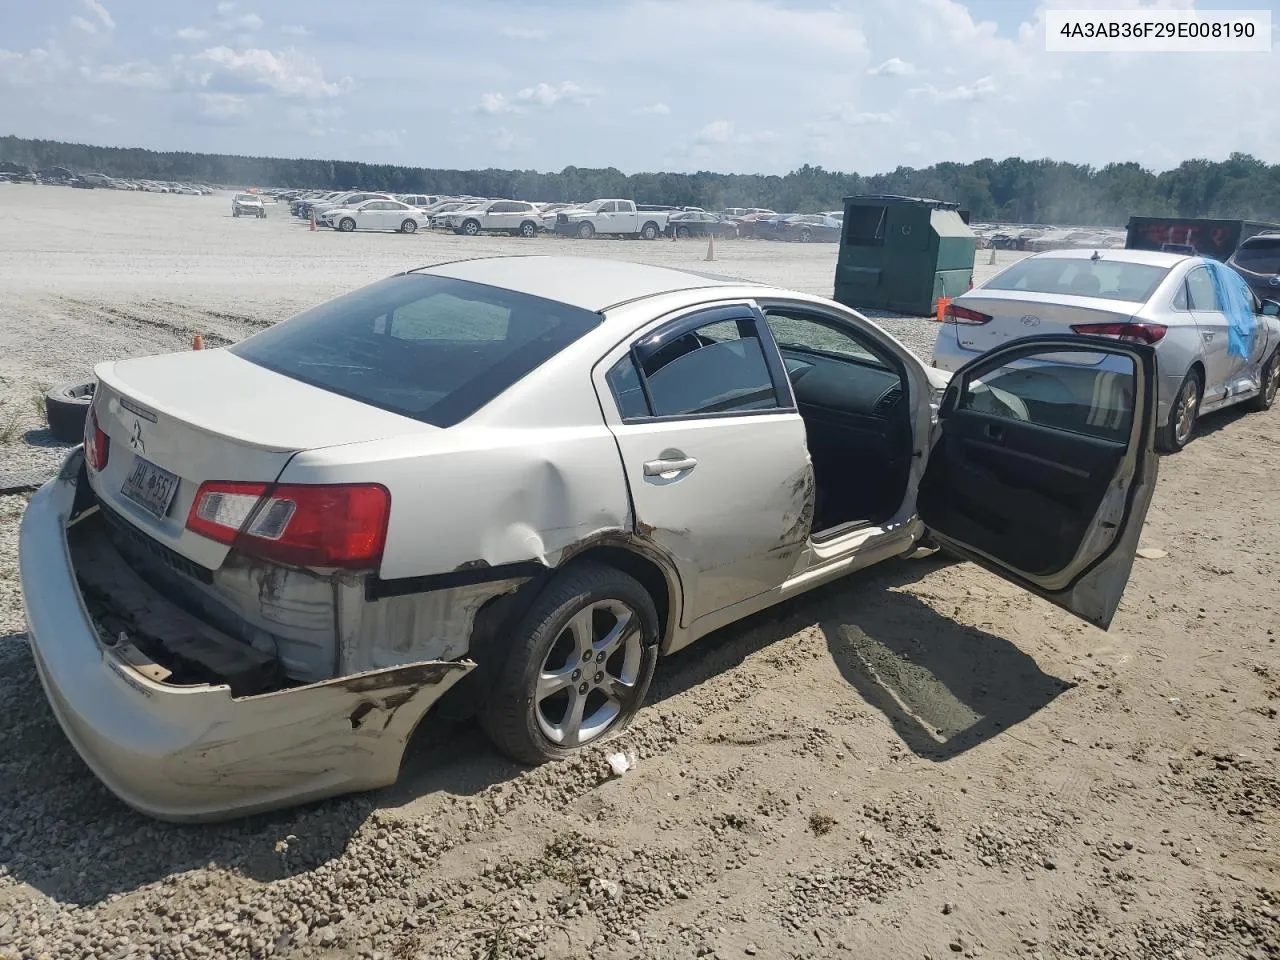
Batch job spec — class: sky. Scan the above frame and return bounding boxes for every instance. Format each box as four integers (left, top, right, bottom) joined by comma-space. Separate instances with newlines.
0, 0, 1276, 176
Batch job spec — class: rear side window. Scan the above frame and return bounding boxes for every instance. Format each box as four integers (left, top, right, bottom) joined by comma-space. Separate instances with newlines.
606, 316, 782, 420
1235, 238, 1280, 274
231, 274, 600, 427
1185, 267, 1219, 311
984, 258, 1171, 303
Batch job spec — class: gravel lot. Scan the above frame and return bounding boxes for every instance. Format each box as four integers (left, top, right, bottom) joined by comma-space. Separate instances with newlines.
2, 186, 1278, 960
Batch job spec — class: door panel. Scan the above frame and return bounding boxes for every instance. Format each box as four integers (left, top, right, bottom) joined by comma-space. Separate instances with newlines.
595, 306, 811, 626
918, 335, 1159, 629
1186, 265, 1234, 395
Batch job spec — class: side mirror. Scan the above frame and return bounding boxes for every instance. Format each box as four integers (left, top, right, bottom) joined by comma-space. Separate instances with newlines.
1262, 300, 1280, 317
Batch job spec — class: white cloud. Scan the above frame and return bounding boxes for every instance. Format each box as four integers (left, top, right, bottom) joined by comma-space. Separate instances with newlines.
280, 25, 308, 37
695, 119, 734, 144
216, 1, 237, 13
198, 92, 247, 120
634, 102, 670, 116
0, 47, 63, 87
82, 0, 114, 30
515, 80, 591, 108
194, 46, 351, 99
500, 27, 548, 40
88, 61, 169, 90
910, 75, 997, 102
72, 17, 98, 35
175, 27, 210, 41
867, 57, 916, 76
476, 92, 518, 115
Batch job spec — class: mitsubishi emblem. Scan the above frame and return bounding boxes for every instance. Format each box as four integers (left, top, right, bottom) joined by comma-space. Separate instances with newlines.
1020, 315, 1041, 327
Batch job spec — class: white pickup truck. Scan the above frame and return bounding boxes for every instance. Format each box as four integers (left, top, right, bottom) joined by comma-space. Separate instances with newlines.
553, 199, 669, 240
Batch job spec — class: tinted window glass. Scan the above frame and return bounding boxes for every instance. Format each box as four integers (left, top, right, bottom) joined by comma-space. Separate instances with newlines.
961, 352, 1135, 442
606, 356, 650, 420
763, 309, 886, 367
635, 318, 779, 417
231, 274, 599, 428
1234, 238, 1280, 274
1185, 267, 1219, 310
984, 258, 1171, 303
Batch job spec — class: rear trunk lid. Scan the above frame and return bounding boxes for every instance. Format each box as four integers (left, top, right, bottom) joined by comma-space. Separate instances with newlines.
89, 347, 437, 569
943, 290, 1142, 365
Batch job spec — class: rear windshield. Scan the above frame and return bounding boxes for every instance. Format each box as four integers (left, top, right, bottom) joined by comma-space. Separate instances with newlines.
230, 274, 600, 427
1235, 238, 1280, 274
984, 258, 1171, 303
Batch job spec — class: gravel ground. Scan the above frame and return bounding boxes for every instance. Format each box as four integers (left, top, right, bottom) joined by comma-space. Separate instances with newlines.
2, 186, 1278, 960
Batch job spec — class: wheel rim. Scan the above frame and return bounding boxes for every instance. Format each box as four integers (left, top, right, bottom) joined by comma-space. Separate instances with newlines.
534, 599, 644, 748
579, 224, 592, 238
1174, 380, 1198, 445
404, 221, 416, 233
465, 222, 478, 235
523, 224, 534, 237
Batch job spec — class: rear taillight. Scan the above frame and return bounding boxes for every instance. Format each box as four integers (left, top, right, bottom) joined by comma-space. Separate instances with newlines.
186, 481, 390, 569
85, 408, 109, 472
944, 303, 992, 325
1070, 321, 1168, 344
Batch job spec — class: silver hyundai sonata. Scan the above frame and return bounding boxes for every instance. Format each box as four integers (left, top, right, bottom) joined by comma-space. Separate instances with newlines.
933, 248, 1280, 451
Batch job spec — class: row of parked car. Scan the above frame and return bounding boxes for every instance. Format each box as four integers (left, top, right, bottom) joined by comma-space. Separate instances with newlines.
270, 189, 845, 242
0, 168, 216, 194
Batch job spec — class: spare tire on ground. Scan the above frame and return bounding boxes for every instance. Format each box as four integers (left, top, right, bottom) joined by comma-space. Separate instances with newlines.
45, 380, 96, 443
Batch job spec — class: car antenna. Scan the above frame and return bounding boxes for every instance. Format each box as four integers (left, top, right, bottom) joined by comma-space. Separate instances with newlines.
1090, 249, 1101, 261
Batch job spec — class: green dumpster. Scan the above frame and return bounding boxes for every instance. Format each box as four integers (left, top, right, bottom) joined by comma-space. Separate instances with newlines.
834, 195, 976, 316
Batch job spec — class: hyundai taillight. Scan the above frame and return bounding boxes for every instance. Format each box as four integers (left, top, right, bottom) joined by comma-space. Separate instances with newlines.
84, 408, 109, 472
944, 303, 992, 325
186, 481, 390, 569
1070, 321, 1168, 344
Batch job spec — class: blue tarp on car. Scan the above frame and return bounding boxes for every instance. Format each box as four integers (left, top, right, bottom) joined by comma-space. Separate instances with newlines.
1205, 258, 1257, 359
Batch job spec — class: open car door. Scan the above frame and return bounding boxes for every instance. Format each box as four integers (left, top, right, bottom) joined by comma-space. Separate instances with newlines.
917, 335, 1159, 629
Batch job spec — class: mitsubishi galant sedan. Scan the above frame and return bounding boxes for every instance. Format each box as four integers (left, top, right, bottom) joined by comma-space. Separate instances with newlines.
20, 255, 1162, 821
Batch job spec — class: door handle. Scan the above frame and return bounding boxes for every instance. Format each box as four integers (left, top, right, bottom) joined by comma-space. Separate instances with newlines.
984, 423, 1004, 442
643, 456, 697, 476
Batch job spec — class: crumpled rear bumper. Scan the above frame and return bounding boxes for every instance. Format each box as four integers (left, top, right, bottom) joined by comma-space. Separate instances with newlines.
19, 450, 474, 823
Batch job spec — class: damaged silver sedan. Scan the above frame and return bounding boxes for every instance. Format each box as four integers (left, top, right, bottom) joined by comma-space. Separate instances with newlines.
20, 255, 1161, 820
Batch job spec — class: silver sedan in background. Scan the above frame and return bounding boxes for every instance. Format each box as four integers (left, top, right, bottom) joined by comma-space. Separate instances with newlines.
932, 248, 1280, 451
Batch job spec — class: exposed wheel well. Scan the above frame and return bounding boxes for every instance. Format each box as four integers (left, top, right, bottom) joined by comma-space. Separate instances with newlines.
570, 545, 673, 645
1187, 361, 1205, 388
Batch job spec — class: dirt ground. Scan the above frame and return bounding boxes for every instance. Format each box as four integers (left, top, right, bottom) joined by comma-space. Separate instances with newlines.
1, 186, 1278, 960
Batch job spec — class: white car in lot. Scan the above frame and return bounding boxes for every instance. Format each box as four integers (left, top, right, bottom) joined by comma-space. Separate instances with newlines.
20, 256, 1161, 821
553, 199, 669, 239
325, 199, 431, 233
231, 194, 266, 218
445, 199, 544, 238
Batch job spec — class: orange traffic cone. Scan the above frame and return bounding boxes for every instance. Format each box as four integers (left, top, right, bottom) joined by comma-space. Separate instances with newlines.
705, 234, 716, 261
935, 297, 951, 322
310, 210, 317, 231
192, 334, 204, 350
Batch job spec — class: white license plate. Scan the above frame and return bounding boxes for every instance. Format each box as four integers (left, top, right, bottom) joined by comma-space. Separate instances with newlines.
120, 456, 180, 520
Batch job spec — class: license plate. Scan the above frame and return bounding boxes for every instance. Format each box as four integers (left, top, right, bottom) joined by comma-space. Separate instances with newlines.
120, 456, 180, 520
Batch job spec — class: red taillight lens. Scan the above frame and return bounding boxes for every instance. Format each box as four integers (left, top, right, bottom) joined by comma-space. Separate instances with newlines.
84, 408, 109, 472
1070, 322, 1167, 344
186, 481, 390, 569
944, 303, 992, 325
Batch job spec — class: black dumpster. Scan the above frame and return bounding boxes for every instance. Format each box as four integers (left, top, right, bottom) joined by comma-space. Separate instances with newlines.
834, 195, 976, 316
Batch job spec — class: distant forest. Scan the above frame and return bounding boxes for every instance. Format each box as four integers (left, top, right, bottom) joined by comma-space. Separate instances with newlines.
3, 135, 1279, 227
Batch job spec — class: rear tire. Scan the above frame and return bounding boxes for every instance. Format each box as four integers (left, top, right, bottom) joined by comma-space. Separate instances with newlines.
400, 219, 418, 234
640, 222, 659, 241
45, 380, 96, 443
1246, 351, 1279, 412
480, 562, 659, 765
1157, 370, 1201, 453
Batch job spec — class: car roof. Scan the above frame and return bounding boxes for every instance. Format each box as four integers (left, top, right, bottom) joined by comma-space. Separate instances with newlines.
412, 256, 759, 312
1028, 248, 1190, 268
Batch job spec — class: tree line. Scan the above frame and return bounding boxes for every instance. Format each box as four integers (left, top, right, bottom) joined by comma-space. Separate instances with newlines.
3, 135, 1279, 227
